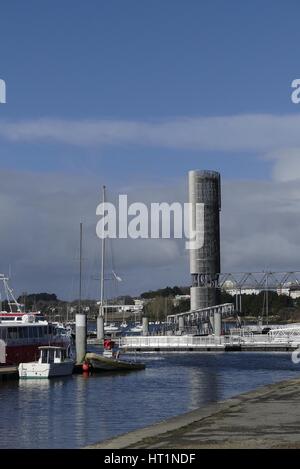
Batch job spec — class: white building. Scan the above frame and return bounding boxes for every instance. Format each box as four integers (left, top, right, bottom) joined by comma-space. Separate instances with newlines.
173, 294, 191, 306
277, 283, 300, 300
222, 281, 259, 296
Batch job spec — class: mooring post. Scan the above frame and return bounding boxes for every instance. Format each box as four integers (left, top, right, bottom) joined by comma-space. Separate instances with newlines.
214, 311, 222, 337
142, 317, 149, 336
97, 315, 104, 340
75, 313, 87, 364
178, 316, 185, 334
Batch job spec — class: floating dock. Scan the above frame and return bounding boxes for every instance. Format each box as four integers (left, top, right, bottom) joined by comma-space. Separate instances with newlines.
120, 335, 299, 353
0, 366, 18, 381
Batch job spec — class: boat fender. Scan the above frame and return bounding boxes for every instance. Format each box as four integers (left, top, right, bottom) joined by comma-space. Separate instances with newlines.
82, 361, 89, 372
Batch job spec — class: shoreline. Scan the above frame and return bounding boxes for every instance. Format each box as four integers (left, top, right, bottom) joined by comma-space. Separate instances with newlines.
86, 376, 300, 449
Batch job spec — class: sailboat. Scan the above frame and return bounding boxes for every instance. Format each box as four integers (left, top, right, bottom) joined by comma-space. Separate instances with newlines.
85, 186, 145, 372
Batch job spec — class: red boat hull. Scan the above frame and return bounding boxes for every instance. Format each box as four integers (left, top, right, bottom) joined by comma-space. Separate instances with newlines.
4, 342, 67, 366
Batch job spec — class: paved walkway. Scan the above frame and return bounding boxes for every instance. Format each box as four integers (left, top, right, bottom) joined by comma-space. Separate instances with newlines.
88, 377, 300, 449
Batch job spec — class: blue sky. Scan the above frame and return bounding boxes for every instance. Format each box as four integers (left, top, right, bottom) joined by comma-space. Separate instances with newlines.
1, 1, 299, 119
1, 1, 300, 298
1, 0, 298, 179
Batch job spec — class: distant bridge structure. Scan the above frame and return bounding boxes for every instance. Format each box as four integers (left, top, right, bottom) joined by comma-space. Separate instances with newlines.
167, 271, 300, 332
167, 303, 234, 327
219, 271, 300, 291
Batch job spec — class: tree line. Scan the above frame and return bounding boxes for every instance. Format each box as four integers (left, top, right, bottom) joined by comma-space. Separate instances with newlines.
1, 286, 299, 324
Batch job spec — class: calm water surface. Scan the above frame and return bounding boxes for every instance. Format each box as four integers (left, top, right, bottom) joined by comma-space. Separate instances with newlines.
1, 351, 300, 448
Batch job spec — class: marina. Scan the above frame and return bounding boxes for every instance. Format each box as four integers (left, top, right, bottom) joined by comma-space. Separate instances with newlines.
2, 1, 300, 455
1, 169, 300, 452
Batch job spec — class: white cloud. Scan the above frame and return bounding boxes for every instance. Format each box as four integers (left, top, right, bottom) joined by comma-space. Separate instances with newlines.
1, 113, 300, 152
1, 169, 300, 299
0, 170, 189, 298
221, 179, 300, 272
265, 147, 300, 182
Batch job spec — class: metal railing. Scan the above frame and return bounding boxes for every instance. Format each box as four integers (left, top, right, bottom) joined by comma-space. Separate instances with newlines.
167, 303, 235, 325
120, 331, 300, 349
121, 335, 225, 348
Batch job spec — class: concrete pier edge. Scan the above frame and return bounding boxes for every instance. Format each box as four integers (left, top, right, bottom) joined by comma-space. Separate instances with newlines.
85, 376, 300, 449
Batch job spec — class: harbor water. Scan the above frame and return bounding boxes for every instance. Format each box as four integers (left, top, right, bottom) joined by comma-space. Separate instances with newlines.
1, 351, 300, 448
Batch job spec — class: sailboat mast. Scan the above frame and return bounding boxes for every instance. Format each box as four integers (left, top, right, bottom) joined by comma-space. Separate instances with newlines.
100, 185, 106, 318
79, 222, 83, 315
266, 272, 269, 326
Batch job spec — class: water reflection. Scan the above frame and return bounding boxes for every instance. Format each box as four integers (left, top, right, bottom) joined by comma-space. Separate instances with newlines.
74, 375, 89, 446
0, 352, 299, 448
18, 379, 51, 389
188, 368, 219, 410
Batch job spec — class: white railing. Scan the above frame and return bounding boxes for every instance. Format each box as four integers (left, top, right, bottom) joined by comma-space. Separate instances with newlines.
270, 323, 300, 330
268, 327, 300, 339
167, 303, 234, 324
121, 335, 225, 349
121, 332, 300, 349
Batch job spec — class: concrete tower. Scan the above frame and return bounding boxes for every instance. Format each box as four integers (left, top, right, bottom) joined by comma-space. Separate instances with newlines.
189, 170, 221, 310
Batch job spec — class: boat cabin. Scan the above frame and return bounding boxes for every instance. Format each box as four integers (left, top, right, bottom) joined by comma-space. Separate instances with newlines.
38, 346, 68, 364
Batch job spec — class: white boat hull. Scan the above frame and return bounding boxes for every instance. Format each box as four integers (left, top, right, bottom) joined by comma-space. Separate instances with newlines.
129, 328, 143, 333
18, 361, 74, 379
